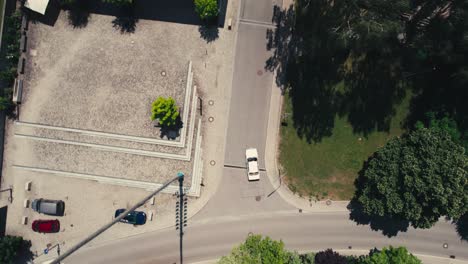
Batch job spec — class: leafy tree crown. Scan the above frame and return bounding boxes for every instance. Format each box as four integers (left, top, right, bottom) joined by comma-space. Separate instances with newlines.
150, 97, 180, 127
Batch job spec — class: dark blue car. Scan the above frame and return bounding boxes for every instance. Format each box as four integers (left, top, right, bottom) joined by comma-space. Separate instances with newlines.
114, 209, 147, 225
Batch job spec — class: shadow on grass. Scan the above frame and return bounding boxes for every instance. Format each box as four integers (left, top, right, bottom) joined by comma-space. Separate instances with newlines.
339, 45, 407, 135
198, 24, 219, 43
265, 0, 407, 143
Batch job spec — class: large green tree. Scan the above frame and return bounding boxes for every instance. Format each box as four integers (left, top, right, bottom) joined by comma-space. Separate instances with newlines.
218, 235, 290, 264
353, 127, 468, 229
360, 246, 421, 264
0, 236, 25, 264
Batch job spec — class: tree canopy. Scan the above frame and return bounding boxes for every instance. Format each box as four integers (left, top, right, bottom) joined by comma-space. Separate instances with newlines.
194, 0, 218, 21
353, 127, 468, 229
0, 236, 26, 264
219, 235, 424, 264
361, 247, 421, 264
218, 235, 290, 264
150, 97, 180, 127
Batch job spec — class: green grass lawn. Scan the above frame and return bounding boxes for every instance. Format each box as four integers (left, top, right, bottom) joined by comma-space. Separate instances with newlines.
279, 90, 411, 200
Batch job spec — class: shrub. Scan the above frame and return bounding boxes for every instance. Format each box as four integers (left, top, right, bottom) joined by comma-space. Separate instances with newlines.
194, 0, 219, 20
151, 97, 180, 127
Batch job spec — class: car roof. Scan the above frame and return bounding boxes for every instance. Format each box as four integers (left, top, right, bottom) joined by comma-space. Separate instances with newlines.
248, 159, 259, 173
246, 148, 258, 157
34, 220, 58, 232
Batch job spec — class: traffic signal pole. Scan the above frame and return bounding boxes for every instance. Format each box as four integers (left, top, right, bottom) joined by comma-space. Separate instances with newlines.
50, 173, 184, 264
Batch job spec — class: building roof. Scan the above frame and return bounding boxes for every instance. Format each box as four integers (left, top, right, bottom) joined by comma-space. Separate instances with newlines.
25, 0, 50, 15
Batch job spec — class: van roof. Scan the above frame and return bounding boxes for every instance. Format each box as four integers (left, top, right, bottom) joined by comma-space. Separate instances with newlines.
40, 202, 59, 214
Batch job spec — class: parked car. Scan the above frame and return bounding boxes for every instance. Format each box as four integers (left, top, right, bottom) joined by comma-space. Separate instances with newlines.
245, 148, 260, 181
32, 219, 60, 233
31, 199, 65, 216
114, 209, 146, 225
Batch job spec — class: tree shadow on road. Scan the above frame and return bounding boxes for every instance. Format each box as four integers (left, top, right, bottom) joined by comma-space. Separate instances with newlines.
455, 213, 468, 241
348, 199, 410, 237
265, 5, 295, 91
339, 44, 407, 135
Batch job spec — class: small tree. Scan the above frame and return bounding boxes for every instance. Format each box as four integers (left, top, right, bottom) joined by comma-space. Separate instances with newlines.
360, 246, 421, 264
194, 0, 219, 21
218, 234, 289, 264
151, 97, 180, 127
0, 236, 25, 264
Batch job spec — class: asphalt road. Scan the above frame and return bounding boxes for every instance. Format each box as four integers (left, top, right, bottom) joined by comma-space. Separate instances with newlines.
193, 168, 292, 219
55, 0, 468, 263
67, 212, 468, 264
223, 0, 281, 169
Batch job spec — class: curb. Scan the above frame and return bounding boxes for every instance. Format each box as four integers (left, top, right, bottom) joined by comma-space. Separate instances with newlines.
189, 249, 468, 264
262, 22, 349, 213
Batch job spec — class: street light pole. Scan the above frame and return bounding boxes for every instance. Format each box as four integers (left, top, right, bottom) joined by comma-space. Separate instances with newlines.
50, 173, 184, 264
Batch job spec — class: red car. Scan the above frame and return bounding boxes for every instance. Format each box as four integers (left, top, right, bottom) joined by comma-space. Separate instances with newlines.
32, 219, 60, 233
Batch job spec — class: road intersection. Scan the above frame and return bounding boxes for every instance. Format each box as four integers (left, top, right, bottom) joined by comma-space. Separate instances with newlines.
59, 0, 468, 262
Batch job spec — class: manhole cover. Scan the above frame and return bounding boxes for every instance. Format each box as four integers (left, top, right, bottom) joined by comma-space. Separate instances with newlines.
255, 196, 261, 201
443, 243, 448, 249
210, 160, 216, 166
161, 71, 166, 77
257, 70, 263, 76
208, 116, 214, 122
208, 100, 214, 106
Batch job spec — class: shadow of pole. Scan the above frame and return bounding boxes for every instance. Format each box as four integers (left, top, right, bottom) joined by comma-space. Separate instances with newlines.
267, 168, 282, 198
177, 174, 186, 264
